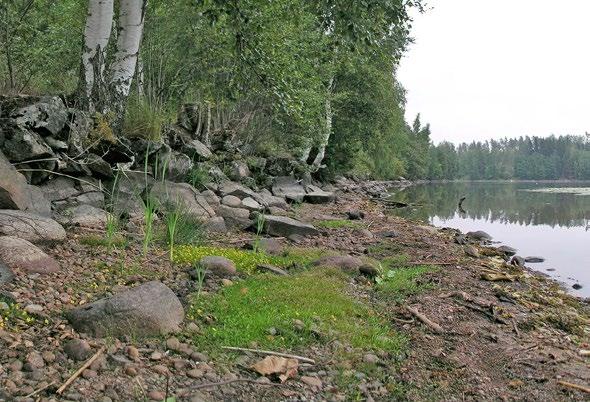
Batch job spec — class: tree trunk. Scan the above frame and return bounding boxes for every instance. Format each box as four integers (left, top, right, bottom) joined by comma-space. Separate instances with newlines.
310, 77, 334, 171
79, 0, 114, 111
109, 0, 147, 126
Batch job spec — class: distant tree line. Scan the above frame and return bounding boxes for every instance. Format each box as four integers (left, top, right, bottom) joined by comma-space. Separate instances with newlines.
427, 134, 590, 180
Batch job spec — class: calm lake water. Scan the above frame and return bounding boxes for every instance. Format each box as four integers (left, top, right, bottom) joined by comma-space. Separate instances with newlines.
388, 182, 590, 296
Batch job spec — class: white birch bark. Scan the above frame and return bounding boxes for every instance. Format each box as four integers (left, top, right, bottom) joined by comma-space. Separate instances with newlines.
110, 0, 146, 107
80, 0, 114, 106
311, 77, 334, 171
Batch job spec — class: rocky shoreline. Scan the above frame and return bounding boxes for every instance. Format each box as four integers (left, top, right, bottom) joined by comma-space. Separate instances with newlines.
1, 95, 589, 401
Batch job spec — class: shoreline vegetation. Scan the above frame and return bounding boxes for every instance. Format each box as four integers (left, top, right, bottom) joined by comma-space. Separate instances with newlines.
1, 179, 589, 401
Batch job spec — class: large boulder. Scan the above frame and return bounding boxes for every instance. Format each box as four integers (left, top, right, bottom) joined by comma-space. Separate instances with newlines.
272, 176, 305, 203
0, 210, 66, 243
150, 181, 215, 219
183, 139, 212, 160
9, 95, 68, 137
261, 215, 319, 238
0, 236, 60, 274
65, 281, 184, 337
55, 205, 107, 228
0, 151, 51, 215
198, 256, 237, 277
230, 160, 251, 181
304, 185, 335, 204
38, 177, 80, 202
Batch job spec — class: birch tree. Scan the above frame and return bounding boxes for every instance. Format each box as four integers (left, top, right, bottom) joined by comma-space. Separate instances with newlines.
79, 0, 114, 110
78, 0, 146, 126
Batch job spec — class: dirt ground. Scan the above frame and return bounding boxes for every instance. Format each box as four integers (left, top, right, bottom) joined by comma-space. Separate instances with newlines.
1, 190, 589, 401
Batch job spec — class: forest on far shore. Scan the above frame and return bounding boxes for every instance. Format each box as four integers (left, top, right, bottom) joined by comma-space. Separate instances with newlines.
429, 134, 590, 181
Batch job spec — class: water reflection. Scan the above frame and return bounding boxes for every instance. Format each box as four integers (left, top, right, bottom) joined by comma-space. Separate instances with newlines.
391, 182, 590, 229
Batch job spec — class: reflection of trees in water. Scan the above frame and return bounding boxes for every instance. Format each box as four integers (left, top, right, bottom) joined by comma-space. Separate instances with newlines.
391, 183, 590, 228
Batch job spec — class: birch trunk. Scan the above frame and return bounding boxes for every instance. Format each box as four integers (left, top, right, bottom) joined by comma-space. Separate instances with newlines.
79, 0, 114, 110
311, 77, 334, 171
109, 0, 147, 122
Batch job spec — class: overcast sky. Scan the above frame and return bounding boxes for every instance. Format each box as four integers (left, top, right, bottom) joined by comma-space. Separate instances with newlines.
397, 0, 590, 144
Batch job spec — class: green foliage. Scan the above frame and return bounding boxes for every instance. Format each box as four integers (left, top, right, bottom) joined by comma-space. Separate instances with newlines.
123, 96, 167, 141
186, 165, 211, 191
173, 245, 329, 273
375, 265, 434, 299
188, 269, 405, 353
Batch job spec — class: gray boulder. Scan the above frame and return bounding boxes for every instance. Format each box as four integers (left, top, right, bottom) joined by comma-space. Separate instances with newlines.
56, 205, 107, 228
86, 154, 114, 179
272, 176, 305, 203
497, 245, 517, 256
0, 210, 66, 243
39, 177, 79, 202
183, 139, 212, 160
304, 185, 335, 204
65, 281, 184, 337
466, 230, 492, 242
203, 216, 227, 233
261, 215, 319, 237
246, 238, 284, 256
217, 205, 252, 230
241, 197, 262, 211
0, 236, 60, 274
150, 181, 215, 219
0, 151, 51, 215
230, 160, 251, 181
201, 190, 220, 208
11, 96, 68, 136
221, 195, 241, 208
198, 256, 237, 277
525, 256, 545, 263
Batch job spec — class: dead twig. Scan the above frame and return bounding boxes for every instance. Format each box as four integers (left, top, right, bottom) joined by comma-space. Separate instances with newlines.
409, 261, 458, 266
405, 306, 445, 333
222, 346, 315, 364
512, 319, 520, 337
25, 381, 56, 398
57, 346, 106, 395
392, 316, 415, 324
454, 300, 508, 325
557, 380, 590, 393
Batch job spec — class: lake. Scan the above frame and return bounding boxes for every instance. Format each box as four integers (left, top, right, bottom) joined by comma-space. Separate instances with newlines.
388, 182, 590, 297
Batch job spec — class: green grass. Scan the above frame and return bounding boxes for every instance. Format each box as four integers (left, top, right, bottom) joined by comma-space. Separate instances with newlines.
79, 234, 128, 249
375, 255, 435, 300
173, 245, 330, 274
315, 219, 364, 229
188, 269, 405, 354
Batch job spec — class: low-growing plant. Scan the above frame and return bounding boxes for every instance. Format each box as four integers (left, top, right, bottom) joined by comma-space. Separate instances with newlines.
123, 96, 166, 141
188, 269, 406, 353
315, 219, 364, 229
252, 214, 266, 253
193, 262, 206, 299
165, 203, 181, 261
187, 165, 211, 190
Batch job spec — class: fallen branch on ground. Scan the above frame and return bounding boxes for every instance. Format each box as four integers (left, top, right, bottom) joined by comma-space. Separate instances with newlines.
454, 300, 508, 325
409, 261, 458, 266
25, 381, 57, 398
557, 380, 590, 393
222, 346, 315, 364
57, 346, 106, 394
405, 306, 445, 333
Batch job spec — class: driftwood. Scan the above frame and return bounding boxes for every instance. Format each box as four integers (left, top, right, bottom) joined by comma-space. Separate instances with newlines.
557, 380, 590, 393
405, 306, 445, 333
222, 346, 315, 364
57, 346, 106, 394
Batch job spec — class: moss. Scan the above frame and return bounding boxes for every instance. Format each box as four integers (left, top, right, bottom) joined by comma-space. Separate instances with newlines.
173, 245, 330, 274
188, 269, 406, 354
79, 234, 128, 249
88, 112, 116, 144
374, 256, 435, 300
315, 219, 364, 229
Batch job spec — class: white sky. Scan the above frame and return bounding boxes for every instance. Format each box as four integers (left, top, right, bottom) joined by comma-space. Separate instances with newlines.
397, 0, 590, 144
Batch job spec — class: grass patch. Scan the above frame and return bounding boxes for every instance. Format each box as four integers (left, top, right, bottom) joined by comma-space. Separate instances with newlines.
315, 219, 364, 229
374, 255, 435, 300
79, 234, 128, 249
188, 269, 405, 354
173, 245, 330, 274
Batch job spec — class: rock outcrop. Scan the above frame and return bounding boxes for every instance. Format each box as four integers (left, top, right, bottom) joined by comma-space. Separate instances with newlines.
66, 281, 184, 337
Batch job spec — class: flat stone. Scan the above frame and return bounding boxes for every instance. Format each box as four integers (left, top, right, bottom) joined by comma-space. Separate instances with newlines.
525, 256, 545, 263
199, 256, 237, 277
56, 204, 107, 228
221, 195, 241, 208
304, 185, 335, 204
466, 230, 492, 242
0, 210, 66, 243
497, 245, 517, 256
261, 215, 319, 237
272, 176, 305, 202
203, 216, 227, 233
0, 151, 51, 215
246, 238, 284, 255
150, 181, 215, 219
65, 281, 184, 337
241, 197, 262, 211
256, 264, 288, 276
0, 236, 59, 274
217, 205, 252, 230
